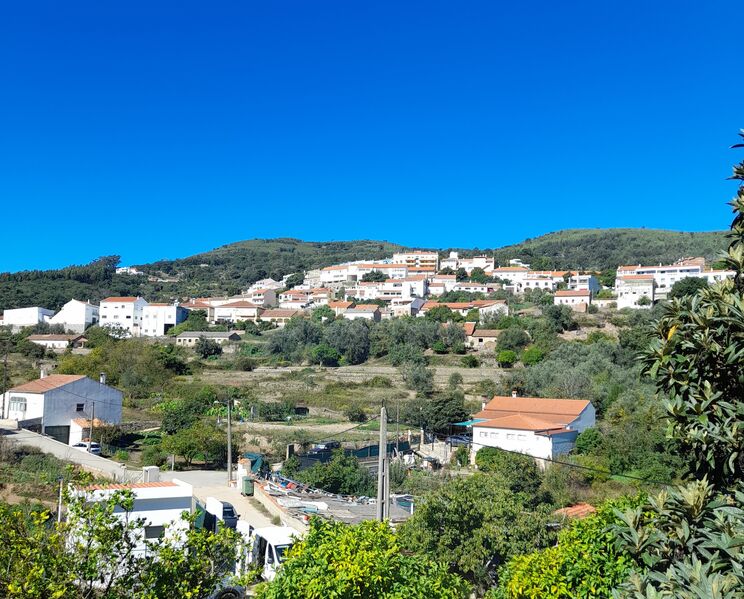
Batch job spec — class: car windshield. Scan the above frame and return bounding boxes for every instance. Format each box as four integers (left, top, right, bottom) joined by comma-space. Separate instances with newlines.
275, 544, 291, 563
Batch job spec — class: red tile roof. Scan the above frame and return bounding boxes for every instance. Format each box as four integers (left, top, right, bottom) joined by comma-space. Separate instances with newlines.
555, 290, 591, 297
9, 374, 87, 393
217, 300, 261, 309
80, 481, 179, 491
261, 309, 301, 318
474, 396, 590, 429
101, 296, 141, 303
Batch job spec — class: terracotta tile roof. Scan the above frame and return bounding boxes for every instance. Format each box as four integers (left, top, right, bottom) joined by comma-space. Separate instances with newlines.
471, 329, 501, 338
357, 263, 407, 269
28, 334, 84, 341
618, 275, 655, 281
433, 275, 456, 280
472, 300, 507, 306
493, 267, 529, 273
555, 290, 591, 297
347, 304, 380, 312
328, 301, 354, 309
217, 300, 261, 309
101, 296, 142, 303
554, 503, 597, 519
79, 481, 179, 491
146, 302, 170, 307
463, 322, 477, 336
474, 396, 591, 427
261, 309, 301, 318
474, 413, 562, 431
9, 374, 87, 393
183, 301, 212, 309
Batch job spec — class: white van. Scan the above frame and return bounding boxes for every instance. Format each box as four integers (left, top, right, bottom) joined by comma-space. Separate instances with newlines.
236, 522, 295, 581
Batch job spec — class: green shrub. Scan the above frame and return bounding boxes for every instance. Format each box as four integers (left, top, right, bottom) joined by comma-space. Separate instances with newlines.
141, 445, 167, 467
461, 355, 480, 368
432, 340, 448, 354
497, 350, 517, 367
520, 346, 544, 365
233, 355, 256, 371
113, 450, 130, 462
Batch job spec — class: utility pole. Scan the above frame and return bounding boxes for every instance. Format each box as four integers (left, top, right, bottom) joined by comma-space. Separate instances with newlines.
1, 336, 9, 417
88, 401, 95, 452
376, 406, 388, 521
226, 398, 233, 486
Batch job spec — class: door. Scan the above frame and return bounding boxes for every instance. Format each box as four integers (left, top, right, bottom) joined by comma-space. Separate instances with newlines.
44, 425, 70, 444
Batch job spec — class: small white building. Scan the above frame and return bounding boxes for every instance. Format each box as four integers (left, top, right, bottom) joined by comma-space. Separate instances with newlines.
99, 297, 148, 336
213, 301, 263, 323
343, 304, 382, 322
73, 480, 194, 555
49, 299, 99, 333
27, 334, 88, 350
2, 373, 122, 445
243, 288, 277, 307
567, 274, 600, 294
471, 395, 595, 461
1, 306, 55, 331
260, 309, 301, 327
175, 331, 242, 347
554, 289, 592, 312
327, 301, 355, 316
616, 275, 655, 309
142, 304, 189, 337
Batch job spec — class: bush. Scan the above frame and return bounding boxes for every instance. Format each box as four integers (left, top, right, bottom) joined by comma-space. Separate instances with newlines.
496, 327, 530, 352
344, 405, 368, 423
141, 445, 167, 467
453, 446, 469, 467
233, 356, 256, 371
113, 450, 130, 462
310, 343, 341, 367
194, 337, 223, 358
497, 350, 517, 368
461, 355, 480, 368
401, 363, 435, 397
520, 346, 544, 365
432, 340, 448, 354
575, 428, 603, 454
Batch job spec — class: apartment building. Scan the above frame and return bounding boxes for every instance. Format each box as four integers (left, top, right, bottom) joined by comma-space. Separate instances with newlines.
554, 290, 592, 312
617, 258, 734, 299
242, 288, 277, 307
392, 251, 440, 272
615, 275, 655, 309
213, 300, 263, 323
99, 297, 148, 336
48, 299, 99, 333
142, 303, 188, 336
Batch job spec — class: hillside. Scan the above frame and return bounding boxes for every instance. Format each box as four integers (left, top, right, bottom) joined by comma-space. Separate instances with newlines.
489, 228, 728, 271
0, 230, 730, 311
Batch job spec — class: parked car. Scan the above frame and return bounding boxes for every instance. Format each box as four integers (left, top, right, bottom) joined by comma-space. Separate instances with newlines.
445, 434, 472, 447
71, 441, 102, 455
308, 440, 341, 454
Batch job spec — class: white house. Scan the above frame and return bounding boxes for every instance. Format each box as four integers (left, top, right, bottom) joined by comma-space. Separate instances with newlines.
617, 258, 734, 300
27, 334, 88, 350
327, 301, 355, 316
343, 305, 382, 322
175, 331, 242, 347
49, 299, 99, 333
1, 306, 55, 331
260, 309, 301, 327
142, 304, 189, 337
616, 275, 655, 309
2, 373, 122, 445
554, 289, 591, 312
213, 301, 263, 323
471, 395, 595, 461
73, 480, 194, 555
99, 297, 148, 336
567, 274, 600, 294
243, 288, 277, 307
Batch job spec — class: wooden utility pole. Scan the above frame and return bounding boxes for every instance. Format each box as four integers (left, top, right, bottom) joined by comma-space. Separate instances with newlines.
376, 406, 388, 521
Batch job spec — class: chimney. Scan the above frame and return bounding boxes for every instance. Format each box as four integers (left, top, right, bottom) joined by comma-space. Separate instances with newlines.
40, 367, 48, 379
511, 389, 518, 398
481, 395, 489, 411
99, 372, 107, 385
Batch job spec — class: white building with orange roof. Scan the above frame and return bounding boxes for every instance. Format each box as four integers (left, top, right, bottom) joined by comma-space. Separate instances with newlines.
343, 304, 382, 322
99, 296, 148, 336
392, 251, 440, 272
327, 301, 355, 316
213, 300, 263, 323
554, 289, 592, 312
2, 371, 122, 445
243, 288, 277, 307
470, 394, 595, 461
617, 257, 734, 300
72, 480, 195, 555
260, 309, 302, 327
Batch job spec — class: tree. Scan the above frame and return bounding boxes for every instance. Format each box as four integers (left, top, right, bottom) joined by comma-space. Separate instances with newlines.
255, 518, 468, 598
636, 295, 652, 306
498, 497, 641, 599
194, 337, 223, 358
520, 346, 544, 365
398, 473, 555, 589
426, 389, 469, 433
324, 318, 370, 364
668, 276, 709, 299
309, 343, 341, 367
470, 267, 489, 283
310, 304, 334, 322
497, 350, 517, 368
344, 404, 367, 423
456, 267, 469, 281
293, 450, 375, 496
574, 427, 602, 454
543, 305, 577, 332
425, 305, 463, 323
461, 354, 480, 368
610, 132, 744, 597
284, 272, 305, 288
361, 269, 386, 282
162, 421, 228, 467
496, 327, 530, 352
474, 447, 542, 497
401, 362, 434, 396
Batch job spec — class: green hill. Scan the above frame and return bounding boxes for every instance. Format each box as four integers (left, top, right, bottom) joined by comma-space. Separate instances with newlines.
0, 231, 730, 311
489, 229, 728, 271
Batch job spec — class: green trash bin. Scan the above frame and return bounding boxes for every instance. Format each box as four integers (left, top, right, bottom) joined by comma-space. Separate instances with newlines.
242, 476, 254, 497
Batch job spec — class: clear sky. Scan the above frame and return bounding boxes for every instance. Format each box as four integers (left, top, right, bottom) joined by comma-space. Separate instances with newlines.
1, 1, 742, 271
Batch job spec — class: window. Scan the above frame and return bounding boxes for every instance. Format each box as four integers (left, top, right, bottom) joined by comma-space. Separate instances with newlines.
517, 434, 526, 441
126, 315, 131, 319
9, 397, 26, 413
490, 432, 498, 438
144, 525, 165, 539
506, 433, 515, 440
76, 403, 85, 412
479, 431, 487, 438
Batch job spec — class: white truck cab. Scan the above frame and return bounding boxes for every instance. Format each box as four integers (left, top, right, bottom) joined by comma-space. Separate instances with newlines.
236, 522, 295, 582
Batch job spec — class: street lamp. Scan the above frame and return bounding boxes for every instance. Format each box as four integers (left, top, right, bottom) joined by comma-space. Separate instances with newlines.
214, 398, 233, 486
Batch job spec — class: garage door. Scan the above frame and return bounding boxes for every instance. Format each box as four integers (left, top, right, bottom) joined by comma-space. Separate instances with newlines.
44, 425, 70, 444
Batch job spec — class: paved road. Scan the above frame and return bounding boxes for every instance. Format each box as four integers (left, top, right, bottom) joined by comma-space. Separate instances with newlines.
1, 427, 141, 482
162, 470, 273, 529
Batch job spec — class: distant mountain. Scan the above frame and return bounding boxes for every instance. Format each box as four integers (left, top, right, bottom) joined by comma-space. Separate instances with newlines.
489, 229, 728, 271
0, 231, 730, 311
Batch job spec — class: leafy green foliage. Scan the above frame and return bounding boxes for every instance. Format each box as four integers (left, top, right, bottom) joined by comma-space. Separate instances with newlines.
401, 362, 434, 396
497, 350, 517, 367
497, 497, 642, 599
668, 276, 709, 299
361, 269, 387, 282
496, 327, 530, 352
194, 337, 223, 358
255, 518, 469, 598
520, 346, 544, 365
474, 448, 542, 498
292, 450, 375, 496
398, 473, 555, 589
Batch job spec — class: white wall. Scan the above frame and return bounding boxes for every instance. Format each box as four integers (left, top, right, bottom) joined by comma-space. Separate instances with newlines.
49, 300, 99, 333
100, 299, 148, 336
472, 427, 554, 460
3, 307, 55, 329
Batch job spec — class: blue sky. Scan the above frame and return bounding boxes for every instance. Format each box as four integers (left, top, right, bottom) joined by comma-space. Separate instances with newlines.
1, 1, 742, 271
